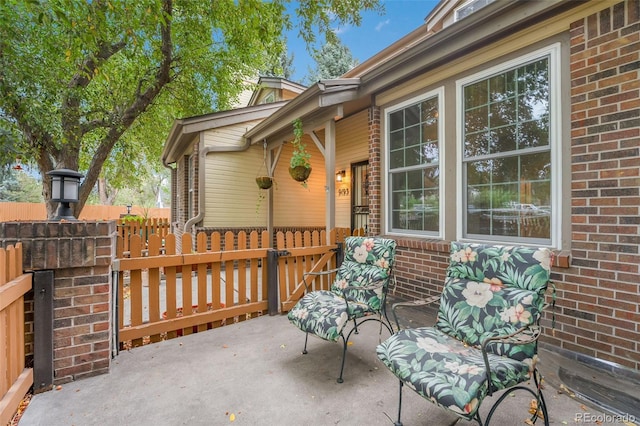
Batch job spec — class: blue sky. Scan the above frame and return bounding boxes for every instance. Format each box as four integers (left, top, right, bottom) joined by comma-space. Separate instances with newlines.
286, 0, 439, 83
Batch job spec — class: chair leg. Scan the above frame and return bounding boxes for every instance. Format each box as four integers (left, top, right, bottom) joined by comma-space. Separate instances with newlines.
337, 334, 347, 383
395, 380, 403, 426
484, 368, 549, 426
302, 331, 309, 355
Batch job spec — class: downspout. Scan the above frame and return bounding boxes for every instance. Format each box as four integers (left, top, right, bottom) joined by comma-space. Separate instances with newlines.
184, 134, 252, 234
162, 161, 175, 227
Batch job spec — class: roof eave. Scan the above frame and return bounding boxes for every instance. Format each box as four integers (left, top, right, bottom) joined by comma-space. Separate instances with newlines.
243, 79, 360, 144
161, 101, 289, 165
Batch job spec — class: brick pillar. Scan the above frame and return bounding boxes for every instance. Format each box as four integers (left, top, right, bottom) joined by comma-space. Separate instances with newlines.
0, 221, 116, 384
368, 105, 382, 236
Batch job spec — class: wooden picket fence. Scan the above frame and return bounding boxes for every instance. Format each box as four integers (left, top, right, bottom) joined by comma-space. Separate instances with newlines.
117, 217, 171, 255
0, 243, 33, 426
113, 228, 353, 348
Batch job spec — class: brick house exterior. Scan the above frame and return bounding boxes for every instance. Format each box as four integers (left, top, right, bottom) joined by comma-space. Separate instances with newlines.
369, 1, 640, 370
152, 0, 640, 379
245, 0, 639, 374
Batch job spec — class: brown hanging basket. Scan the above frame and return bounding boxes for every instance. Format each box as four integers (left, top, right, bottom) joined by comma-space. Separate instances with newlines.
289, 166, 312, 182
256, 176, 273, 189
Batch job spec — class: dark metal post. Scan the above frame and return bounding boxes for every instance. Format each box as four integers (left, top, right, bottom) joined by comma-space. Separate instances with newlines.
335, 242, 344, 268
266, 249, 290, 316
33, 270, 54, 393
266, 249, 279, 315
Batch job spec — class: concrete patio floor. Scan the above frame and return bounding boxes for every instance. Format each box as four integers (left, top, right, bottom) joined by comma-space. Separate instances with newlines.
19, 306, 625, 426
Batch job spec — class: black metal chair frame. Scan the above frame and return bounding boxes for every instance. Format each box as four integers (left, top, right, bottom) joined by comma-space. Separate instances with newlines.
389, 298, 550, 426
300, 268, 396, 383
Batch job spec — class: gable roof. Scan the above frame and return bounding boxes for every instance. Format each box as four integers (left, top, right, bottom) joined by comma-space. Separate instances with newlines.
247, 76, 307, 106
161, 101, 287, 165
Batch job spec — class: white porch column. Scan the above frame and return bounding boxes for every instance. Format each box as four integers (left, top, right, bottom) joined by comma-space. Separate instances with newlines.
324, 119, 336, 243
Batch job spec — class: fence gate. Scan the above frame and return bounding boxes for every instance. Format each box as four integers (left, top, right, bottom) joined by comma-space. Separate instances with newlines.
0, 243, 33, 425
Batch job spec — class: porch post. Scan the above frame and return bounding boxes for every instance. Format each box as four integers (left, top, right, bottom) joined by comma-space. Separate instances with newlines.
324, 119, 336, 243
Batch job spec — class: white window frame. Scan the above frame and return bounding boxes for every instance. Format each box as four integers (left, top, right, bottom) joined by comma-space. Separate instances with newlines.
384, 87, 445, 239
455, 43, 562, 248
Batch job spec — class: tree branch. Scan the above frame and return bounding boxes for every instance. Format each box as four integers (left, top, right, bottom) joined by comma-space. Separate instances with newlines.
75, 0, 175, 215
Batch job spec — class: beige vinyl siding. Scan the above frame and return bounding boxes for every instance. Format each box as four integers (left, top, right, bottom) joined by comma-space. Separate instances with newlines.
201, 120, 265, 228
273, 136, 325, 227
202, 120, 261, 148
335, 111, 369, 228
203, 145, 265, 228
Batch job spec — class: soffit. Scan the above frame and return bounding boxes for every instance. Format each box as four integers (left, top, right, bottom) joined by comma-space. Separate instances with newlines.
161, 102, 287, 165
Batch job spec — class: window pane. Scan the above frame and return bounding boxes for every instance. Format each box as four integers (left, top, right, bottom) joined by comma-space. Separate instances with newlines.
492, 156, 518, 183
465, 105, 488, 133
463, 54, 552, 242
465, 131, 490, 157
490, 125, 517, 153
388, 94, 440, 234
390, 129, 404, 151
422, 142, 439, 164
390, 149, 404, 169
405, 105, 420, 127
518, 120, 549, 149
390, 110, 403, 131
467, 160, 491, 185
465, 81, 488, 108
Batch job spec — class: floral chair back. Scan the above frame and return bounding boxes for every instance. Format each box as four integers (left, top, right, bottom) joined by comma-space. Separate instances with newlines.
435, 242, 551, 361
331, 237, 397, 311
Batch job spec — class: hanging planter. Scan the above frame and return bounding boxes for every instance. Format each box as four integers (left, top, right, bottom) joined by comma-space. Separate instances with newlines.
288, 165, 312, 182
256, 141, 274, 190
289, 118, 311, 187
256, 176, 273, 189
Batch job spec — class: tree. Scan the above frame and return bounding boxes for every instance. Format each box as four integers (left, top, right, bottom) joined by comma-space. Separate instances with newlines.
260, 42, 296, 81
306, 39, 359, 84
0, 168, 43, 203
0, 0, 381, 218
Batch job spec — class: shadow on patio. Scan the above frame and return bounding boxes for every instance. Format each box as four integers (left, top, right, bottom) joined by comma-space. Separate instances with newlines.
19, 297, 626, 426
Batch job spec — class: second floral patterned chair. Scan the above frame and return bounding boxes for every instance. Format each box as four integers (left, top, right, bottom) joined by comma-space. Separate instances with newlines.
377, 242, 552, 426
288, 236, 397, 383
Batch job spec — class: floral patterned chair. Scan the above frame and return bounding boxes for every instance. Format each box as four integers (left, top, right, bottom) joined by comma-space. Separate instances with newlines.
377, 242, 552, 425
288, 236, 397, 383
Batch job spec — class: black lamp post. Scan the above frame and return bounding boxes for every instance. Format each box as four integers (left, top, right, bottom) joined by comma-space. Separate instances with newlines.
47, 169, 83, 220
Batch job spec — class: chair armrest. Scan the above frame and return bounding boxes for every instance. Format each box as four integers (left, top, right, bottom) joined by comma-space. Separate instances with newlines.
300, 268, 340, 292
480, 325, 542, 396
303, 268, 340, 278
481, 325, 542, 350
391, 296, 440, 331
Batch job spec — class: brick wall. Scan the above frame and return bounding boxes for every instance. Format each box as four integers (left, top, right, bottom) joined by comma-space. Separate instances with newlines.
366, 1, 639, 370
549, 0, 640, 369
368, 106, 382, 236
0, 221, 116, 384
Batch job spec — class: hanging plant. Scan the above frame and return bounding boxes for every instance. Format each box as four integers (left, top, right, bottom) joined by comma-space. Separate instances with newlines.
256, 140, 274, 190
256, 175, 273, 189
289, 118, 311, 186
256, 141, 275, 213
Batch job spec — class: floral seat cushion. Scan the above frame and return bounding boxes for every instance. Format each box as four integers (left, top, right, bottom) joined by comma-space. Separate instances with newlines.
376, 243, 551, 420
288, 236, 396, 342
288, 290, 375, 341
376, 327, 532, 420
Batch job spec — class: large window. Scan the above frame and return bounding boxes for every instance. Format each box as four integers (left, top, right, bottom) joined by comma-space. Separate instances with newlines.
459, 45, 559, 245
386, 90, 442, 236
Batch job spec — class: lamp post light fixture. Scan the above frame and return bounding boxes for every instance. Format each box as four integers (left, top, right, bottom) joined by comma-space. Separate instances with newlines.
47, 168, 83, 220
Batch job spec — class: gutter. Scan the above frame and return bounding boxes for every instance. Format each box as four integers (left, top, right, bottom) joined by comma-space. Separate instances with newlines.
183, 135, 252, 234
